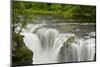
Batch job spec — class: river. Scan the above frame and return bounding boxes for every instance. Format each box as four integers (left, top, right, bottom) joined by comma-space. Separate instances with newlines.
16, 15, 96, 64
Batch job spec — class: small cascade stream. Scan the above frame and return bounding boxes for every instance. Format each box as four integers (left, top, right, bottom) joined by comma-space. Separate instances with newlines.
19, 23, 95, 64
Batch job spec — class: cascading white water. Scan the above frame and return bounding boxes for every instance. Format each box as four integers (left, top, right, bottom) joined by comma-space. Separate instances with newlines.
59, 33, 95, 62
21, 23, 95, 64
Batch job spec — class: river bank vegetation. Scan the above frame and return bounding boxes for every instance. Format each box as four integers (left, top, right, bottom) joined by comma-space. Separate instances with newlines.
12, 1, 96, 66
12, 32, 33, 66
12, 1, 96, 19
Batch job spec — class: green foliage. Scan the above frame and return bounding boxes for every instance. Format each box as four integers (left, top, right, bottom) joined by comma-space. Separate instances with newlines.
79, 6, 96, 18
12, 1, 36, 34
13, 46, 33, 65
12, 1, 96, 20
12, 2, 96, 35
61, 6, 80, 18
12, 32, 33, 66
50, 4, 62, 10
12, 1, 96, 65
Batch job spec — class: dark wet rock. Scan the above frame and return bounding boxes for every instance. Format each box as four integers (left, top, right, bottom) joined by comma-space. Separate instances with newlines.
12, 32, 33, 66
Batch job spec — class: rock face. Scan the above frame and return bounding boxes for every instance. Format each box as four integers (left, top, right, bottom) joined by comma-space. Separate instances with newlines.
12, 32, 33, 66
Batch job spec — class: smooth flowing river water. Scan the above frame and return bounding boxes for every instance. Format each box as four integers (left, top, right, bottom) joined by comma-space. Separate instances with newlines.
16, 15, 96, 64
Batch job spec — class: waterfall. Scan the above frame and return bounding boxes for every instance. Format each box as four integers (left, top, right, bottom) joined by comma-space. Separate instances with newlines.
59, 34, 95, 62
35, 28, 59, 49
21, 23, 95, 64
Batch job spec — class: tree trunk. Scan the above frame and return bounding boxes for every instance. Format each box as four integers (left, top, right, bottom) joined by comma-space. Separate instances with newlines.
18, 24, 25, 35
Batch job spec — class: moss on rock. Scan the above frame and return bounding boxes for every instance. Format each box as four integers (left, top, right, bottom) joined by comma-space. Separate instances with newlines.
12, 32, 33, 66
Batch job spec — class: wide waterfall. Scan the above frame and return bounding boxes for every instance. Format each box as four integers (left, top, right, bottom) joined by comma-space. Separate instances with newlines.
21, 23, 95, 64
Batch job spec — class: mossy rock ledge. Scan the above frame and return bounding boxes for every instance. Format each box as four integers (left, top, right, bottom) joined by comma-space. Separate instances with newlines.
12, 32, 33, 66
